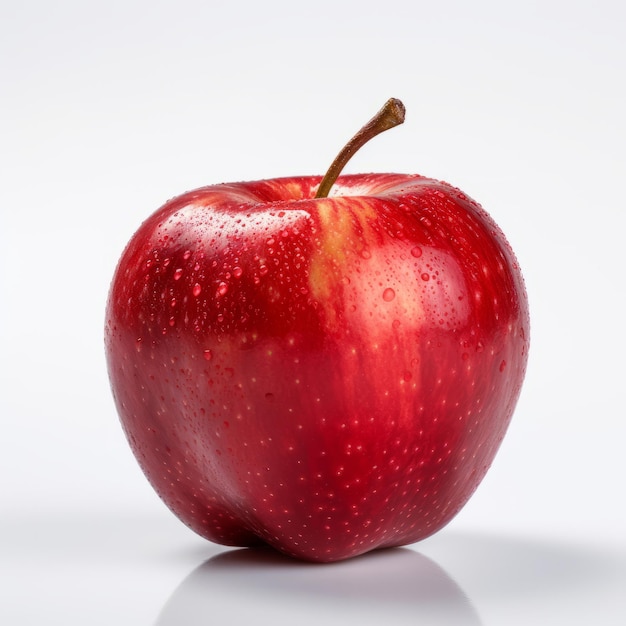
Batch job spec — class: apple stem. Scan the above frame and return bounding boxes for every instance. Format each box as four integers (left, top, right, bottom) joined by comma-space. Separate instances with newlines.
315, 98, 406, 199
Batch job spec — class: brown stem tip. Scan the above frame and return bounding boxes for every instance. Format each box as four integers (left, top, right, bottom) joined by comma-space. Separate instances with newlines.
315, 98, 406, 199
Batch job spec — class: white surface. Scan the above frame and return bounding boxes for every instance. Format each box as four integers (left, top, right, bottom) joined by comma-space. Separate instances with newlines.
1, 1, 625, 624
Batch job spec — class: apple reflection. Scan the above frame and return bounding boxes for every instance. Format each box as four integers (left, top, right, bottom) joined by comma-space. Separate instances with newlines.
156, 546, 481, 626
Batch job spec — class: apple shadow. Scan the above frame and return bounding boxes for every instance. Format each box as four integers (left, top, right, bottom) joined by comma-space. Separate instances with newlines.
154, 531, 625, 626
155, 544, 482, 626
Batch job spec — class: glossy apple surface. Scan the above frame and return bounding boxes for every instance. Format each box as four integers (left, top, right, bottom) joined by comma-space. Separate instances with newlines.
105, 173, 529, 562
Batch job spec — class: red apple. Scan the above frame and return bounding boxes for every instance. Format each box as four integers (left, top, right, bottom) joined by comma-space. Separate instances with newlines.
105, 100, 529, 562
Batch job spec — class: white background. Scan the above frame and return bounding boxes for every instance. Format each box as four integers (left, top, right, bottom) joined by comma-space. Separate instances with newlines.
2, 1, 625, 624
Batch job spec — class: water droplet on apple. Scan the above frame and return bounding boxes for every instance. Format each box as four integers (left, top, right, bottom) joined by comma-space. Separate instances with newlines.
360, 249, 372, 260
403, 371, 412, 382
411, 246, 423, 258
382, 287, 396, 302
135, 338, 143, 352
421, 273, 430, 281
203, 349, 212, 361
183, 250, 192, 260
499, 360, 506, 372
259, 265, 268, 276
233, 266, 243, 278
217, 282, 229, 297
192, 283, 202, 297
174, 268, 183, 280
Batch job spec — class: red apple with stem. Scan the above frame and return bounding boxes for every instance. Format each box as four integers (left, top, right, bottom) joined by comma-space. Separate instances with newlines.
105, 99, 529, 562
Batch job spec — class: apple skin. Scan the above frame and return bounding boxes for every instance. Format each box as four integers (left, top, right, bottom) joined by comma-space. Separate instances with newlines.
105, 173, 529, 562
